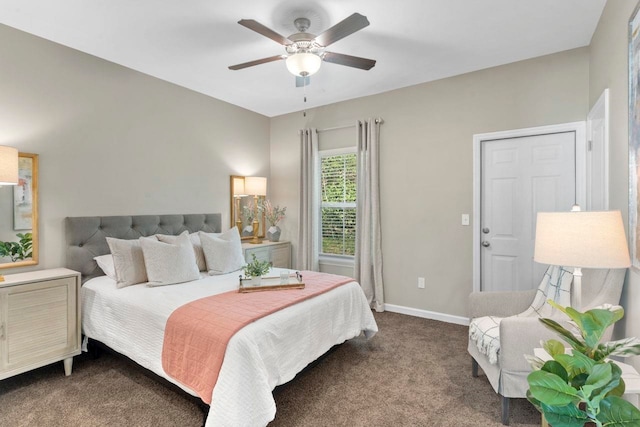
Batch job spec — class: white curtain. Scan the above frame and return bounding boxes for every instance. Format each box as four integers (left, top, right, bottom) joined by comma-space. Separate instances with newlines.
355, 118, 385, 312
297, 128, 319, 271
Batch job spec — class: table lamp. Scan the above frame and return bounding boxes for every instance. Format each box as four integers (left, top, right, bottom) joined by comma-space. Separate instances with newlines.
534, 206, 631, 309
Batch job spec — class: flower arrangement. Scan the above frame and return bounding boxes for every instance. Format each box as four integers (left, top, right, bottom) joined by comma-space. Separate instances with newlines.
262, 199, 286, 226
242, 200, 255, 223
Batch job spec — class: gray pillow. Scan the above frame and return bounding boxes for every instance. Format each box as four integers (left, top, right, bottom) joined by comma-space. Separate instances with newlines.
156, 231, 207, 271
140, 232, 200, 286
199, 227, 245, 275
106, 237, 156, 288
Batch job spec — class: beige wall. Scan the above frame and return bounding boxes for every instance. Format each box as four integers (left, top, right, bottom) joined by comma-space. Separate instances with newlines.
271, 48, 589, 317
0, 24, 270, 271
589, 0, 640, 370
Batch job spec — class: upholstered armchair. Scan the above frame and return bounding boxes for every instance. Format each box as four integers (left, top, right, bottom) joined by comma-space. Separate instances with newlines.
467, 268, 625, 425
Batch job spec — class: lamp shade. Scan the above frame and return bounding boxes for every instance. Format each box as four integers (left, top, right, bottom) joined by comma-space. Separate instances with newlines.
0, 146, 18, 185
286, 53, 322, 77
244, 176, 267, 196
534, 210, 631, 268
233, 177, 246, 196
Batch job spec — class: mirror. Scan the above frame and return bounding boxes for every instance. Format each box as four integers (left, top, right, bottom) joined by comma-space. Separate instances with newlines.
230, 175, 265, 241
0, 152, 38, 268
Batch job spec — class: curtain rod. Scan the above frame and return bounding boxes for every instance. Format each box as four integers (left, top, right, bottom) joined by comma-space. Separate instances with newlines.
316, 118, 384, 133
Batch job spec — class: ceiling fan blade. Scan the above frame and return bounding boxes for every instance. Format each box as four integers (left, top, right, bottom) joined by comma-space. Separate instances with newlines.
228, 55, 285, 70
238, 19, 292, 45
323, 52, 376, 70
314, 13, 370, 47
295, 76, 311, 87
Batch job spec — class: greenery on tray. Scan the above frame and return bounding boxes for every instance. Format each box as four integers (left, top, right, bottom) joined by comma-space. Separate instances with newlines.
526, 301, 640, 427
243, 254, 271, 279
261, 199, 286, 226
0, 232, 33, 262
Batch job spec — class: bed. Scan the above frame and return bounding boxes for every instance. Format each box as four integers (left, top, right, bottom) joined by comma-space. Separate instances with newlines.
65, 214, 378, 427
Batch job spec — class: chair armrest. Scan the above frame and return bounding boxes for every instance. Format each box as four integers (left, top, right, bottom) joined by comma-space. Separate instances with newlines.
468, 289, 536, 318
499, 316, 564, 372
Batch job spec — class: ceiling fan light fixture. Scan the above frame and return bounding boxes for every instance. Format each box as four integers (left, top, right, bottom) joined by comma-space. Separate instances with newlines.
286, 52, 321, 77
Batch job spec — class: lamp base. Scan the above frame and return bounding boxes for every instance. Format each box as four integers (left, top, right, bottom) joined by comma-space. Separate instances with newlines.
250, 219, 262, 244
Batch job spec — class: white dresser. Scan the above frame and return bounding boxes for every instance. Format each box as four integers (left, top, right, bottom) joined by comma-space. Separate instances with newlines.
0, 268, 81, 380
242, 241, 291, 269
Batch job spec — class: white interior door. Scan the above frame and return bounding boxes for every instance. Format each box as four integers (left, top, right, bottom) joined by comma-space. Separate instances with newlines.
480, 132, 576, 292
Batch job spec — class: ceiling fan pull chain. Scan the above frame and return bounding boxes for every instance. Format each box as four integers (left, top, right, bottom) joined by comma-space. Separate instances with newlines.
303, 76, 307, 117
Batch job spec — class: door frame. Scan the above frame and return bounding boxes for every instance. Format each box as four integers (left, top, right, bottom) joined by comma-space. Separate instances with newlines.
472, 122, 587, 292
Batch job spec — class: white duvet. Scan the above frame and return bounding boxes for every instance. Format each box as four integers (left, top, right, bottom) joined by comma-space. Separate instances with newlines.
81, 269, 378, 427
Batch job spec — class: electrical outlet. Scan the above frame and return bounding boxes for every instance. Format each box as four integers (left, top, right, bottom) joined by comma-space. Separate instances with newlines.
418, 277, 425, 289
461, 214, 470, 226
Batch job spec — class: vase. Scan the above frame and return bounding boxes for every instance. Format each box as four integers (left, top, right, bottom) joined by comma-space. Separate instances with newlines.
242, 225, 253, 237
267, 225, 281, 242
250, 276, 262, 286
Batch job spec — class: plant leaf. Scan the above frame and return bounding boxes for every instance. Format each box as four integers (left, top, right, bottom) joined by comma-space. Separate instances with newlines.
525, 354, 545, 371
596, 338, 640, 360
545, 339, 567, 358
541, 402, 590, 427
542, 360, 569, 382
597, 395, 640, 427
540, 318, 587, 353
528, 370, 580, 406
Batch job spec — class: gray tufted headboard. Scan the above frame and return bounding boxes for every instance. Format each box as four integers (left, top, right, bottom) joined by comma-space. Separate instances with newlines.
66, 213, 222, 283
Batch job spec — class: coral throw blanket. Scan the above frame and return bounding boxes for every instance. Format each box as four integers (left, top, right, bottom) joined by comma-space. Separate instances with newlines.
162, 271, 354, 404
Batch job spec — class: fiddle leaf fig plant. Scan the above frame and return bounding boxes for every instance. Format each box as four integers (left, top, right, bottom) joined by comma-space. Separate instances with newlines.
526, 302, 640, 427
0, 232, 33, 262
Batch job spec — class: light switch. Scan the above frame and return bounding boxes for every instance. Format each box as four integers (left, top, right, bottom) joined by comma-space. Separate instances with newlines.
461, 214, 470, 226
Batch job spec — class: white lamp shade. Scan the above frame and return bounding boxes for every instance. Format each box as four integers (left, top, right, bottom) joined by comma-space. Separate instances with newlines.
244, 176, 267, 196
233, 177, 246, 196
286, 53, 322, 77
0, 146, 18, 185
534, 210, 631, 268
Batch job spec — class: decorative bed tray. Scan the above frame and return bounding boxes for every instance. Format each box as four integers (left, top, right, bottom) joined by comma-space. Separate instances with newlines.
238, 271, 305, 293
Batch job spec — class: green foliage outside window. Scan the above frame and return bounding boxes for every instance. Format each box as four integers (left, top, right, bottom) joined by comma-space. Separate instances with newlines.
320, 153, 357, 256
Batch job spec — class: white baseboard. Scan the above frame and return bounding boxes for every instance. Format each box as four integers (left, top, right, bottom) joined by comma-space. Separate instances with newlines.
384, 303, 470, 326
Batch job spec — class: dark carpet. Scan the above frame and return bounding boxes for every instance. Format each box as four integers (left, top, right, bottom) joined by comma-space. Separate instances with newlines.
0, 312, 540, 426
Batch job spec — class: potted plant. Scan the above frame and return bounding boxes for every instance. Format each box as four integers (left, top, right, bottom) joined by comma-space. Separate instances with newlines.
262, 199, 286, 242
243, 254, 271, 286
0, 232, 33, 262
526, 301, 640, 427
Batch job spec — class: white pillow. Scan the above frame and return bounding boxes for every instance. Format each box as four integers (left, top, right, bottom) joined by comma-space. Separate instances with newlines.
156, 231, 207, 271
94, 254, 116, 281
141, 232, 200, 286
106, 237, 156, 288
199, 227, 245, 275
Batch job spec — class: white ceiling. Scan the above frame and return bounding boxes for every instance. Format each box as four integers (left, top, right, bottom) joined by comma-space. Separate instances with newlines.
0, 0, 606, 117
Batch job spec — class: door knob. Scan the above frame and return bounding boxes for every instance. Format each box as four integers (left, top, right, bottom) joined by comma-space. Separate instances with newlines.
482, 227, 490, 234
481, 241, 491, 247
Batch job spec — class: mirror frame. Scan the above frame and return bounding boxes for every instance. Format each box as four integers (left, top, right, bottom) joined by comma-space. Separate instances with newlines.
0, 152, 39, 269
230, 175, 265, 241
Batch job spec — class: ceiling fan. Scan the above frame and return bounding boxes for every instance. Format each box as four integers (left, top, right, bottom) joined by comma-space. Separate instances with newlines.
228, 13, 376, 86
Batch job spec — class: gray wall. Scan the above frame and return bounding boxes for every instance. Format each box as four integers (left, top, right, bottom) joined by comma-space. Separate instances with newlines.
0, 24, 270, 271
271, 48, 589, 317
589, 0, 640, 371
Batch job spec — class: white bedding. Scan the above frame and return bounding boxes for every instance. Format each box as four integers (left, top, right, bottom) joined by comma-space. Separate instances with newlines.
81, 269, 378, 427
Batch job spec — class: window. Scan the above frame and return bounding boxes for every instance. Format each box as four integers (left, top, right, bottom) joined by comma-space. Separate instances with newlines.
319, 149, 357, 257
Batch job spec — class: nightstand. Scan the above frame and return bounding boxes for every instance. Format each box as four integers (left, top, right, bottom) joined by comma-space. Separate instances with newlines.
0, 268, 81, 380
242, 241, 291, 269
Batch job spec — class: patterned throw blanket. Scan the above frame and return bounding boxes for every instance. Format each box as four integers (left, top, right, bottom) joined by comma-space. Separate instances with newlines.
468, 265, 573, 364
162, 271, 354, 404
